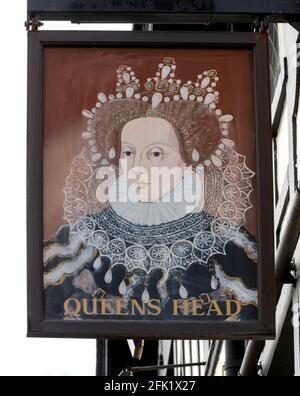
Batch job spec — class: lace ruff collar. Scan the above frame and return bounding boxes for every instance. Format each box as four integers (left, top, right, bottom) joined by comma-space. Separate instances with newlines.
109, 167, 203, 226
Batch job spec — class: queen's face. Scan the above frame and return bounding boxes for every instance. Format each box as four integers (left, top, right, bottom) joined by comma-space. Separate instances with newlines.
120, 117, 187, 202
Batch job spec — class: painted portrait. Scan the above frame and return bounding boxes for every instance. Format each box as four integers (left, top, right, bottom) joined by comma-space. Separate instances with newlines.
43, 50, 258, 322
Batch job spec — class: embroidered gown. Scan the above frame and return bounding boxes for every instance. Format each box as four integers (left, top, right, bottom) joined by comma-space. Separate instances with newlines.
43, 202, 258, 322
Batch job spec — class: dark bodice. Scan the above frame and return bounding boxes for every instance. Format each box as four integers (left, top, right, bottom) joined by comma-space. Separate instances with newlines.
44, 206, 258, 322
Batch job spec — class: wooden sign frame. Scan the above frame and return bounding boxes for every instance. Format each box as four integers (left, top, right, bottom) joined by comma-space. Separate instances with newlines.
27, 31, 275, 339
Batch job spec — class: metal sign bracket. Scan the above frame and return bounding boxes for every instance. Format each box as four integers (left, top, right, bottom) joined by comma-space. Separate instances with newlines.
25, 15, 43, 31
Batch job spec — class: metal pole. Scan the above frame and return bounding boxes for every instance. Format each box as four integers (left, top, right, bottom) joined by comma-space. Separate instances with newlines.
96, 339, 109, 376
240, 184, 300, 376
275, 184, 300, 283
224, 341, 245, 376
119, 361, 207, 376
239, 341, 265, 376
204, 340, 223, 377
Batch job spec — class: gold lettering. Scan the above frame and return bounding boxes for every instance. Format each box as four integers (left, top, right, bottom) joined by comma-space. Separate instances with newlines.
115, 298, 129, 316
82, 298, 98, 315
64, 298, 81, 316
173, 299, 190, 316
207, 300, 223, 316
173, 300, 180, 316
226, 300, 242, 318
192, 299, 205, 316
100, 299, 114, 315
131, 299, 146, 316
147, 300, 161, 316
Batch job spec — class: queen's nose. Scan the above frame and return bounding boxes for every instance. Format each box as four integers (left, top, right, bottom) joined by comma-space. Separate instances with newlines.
132, 150, 143, 168
132, 150, 151, 173
129, 166, 149, 183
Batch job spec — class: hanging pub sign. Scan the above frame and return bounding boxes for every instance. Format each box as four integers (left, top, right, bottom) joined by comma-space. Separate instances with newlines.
27, 31, 275, 339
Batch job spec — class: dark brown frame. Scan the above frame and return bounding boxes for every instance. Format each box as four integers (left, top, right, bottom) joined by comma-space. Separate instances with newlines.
27, 31, 275, 339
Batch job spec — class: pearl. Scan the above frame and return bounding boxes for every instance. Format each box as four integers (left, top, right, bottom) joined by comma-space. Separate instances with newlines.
220, 115, 234, 122
92, 154, 101, 162
82, 132, 92, 139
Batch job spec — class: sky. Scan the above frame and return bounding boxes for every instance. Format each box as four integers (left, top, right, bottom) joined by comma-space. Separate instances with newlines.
0, 0, 133, 376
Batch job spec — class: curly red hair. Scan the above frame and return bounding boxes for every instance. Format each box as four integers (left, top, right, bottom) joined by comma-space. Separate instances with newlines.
93, 99, 221, 167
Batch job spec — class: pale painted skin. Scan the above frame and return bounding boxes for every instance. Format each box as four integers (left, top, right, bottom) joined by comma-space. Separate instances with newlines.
120, 117, 187, 202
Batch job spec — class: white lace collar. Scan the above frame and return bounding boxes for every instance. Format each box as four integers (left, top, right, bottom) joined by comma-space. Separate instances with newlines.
108, 167, 204, 226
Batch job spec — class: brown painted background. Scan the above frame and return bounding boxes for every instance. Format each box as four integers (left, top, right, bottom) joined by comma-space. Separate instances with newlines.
43, 47, 256, 240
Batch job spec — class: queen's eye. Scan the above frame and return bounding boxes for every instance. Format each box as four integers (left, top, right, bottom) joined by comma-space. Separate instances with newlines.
122, 146, 135, 158
147, 147, 164, 160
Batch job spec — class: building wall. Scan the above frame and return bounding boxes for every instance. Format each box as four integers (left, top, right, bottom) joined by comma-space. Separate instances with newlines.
171, 23, 300, 377
263, 23, 300, 377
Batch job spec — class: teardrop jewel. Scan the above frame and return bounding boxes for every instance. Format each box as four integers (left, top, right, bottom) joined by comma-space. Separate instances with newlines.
142, 287, 150, 303
192, 149, 200, 162
126, 87, 134, 98
97, 93, 107, 103
104, 268, 112, 284
211, 274, 218, 290
152, 92, 162, 109
161, 65, 171, 80
179, 284, 188, 299
204, 93, 216, 105
119, 279, 127, 295
93, 257, 102, 270
201, 77, 210, 88
108, 147, 116, 159
123, 72, 130, 84
180, 86, 189, 100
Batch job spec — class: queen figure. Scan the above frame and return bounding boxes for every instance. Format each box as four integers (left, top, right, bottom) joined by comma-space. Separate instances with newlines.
43, 58, 258, 321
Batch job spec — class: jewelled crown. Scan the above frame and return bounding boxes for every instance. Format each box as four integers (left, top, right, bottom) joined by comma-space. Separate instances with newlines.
81, 57, 234, 164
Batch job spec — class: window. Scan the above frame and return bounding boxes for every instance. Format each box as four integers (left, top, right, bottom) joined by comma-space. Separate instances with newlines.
276, 102, 289, 194
269, 24, 281, 100
296, 88, 300, 185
